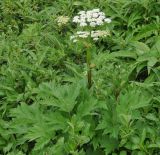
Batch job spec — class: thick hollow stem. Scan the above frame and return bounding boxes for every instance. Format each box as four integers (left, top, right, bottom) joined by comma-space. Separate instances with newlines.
86, 49, 92, 89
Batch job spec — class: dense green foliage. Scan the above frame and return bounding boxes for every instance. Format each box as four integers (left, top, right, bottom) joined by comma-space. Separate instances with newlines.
0, 0, 160, 154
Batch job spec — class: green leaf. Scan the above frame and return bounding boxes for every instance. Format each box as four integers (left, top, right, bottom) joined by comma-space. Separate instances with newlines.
110, 50, 137, 59
132, 41, 150, 55
73, 1, 84, 6
134, 23, 160, 40
117, 87, 151, 117
77, 97, 97, 117
151, 36, 160, 52
36, 82, 81, 112
147, 57, 157, 74
120, 151, 127, 155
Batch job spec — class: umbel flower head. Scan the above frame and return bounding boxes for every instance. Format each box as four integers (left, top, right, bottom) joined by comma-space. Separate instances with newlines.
73, 9, 111, 27
57, 16, 70, 26
70, 30, 110, 42
71, 9, 111, 42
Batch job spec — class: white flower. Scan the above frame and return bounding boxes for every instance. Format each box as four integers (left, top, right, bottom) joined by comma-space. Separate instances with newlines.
73, 39, 78, 43
99, 15, 105, 20
70, 35, 78, 43
104, 18, 112, 23
70, 35, 76, 40
80, 18, 86, 23
77, 31, 85, 35
80, 22, 87, 27
96, 20, 103, 25
72, 9, 112, 27
87, 11, 92, 15
90, 22, 96, 27
92, 12, 99, 18
93, 38, 99, 41
76, 31, 90, 38
73, 16, 80, 23
87, 18, 92, 22
71, 9, 112, 42
57, 16, 69, 26
77, 31, 90, 35
78, 34, 88, 38
90, 18, 97, 22
70, 30, 110, 42
99, 12, 105, 16
80, 14, 86, 19
91, 30, 110, 38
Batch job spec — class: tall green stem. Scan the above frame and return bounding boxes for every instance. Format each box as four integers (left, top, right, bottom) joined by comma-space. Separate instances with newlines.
86, 49, 92, 89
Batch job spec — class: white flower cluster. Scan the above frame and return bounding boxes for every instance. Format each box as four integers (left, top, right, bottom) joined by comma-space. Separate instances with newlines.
70, 9, 111, 42
91, 30, 110, 41
57, 16, 70, 26
70, 30, 110, 42
73, 9, 111, 27
70, 31, 90, 42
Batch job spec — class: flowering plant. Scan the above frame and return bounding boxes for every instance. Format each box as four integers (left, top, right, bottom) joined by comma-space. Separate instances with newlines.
56, 16, 70, 26
70, 9, 112, 88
